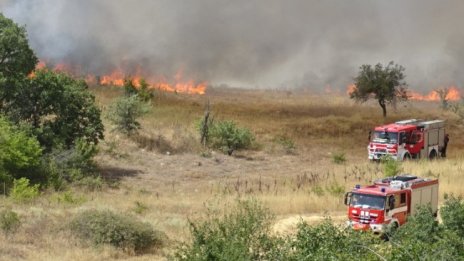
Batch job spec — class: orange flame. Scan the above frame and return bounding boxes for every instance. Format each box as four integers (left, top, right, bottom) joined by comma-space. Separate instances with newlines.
409, 86, 461, 101
96, 69, 206, 95
346, 84, 356, 95
30, 60, 207, 95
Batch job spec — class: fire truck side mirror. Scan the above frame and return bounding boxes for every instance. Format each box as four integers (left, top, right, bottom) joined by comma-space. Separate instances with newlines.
344, 192, 352, 206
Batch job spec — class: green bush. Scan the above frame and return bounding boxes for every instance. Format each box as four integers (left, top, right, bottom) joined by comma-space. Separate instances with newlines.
441, 194, 464, 238
124, 78, 139, 97
175, 200, 278, 261
70, 210, 164, 254
209, 120, 254, 155
133, 201, 149, 215
45, 139, 99, 190
387, 205, 463, 260
53, 191, 86, 205
381, 155, 402, 177
106, 95, 150, 135
288, 219, 381, 260
0, 117, 43, 190
137, 79, 154, 102
0, 209, 21, 236
273, 135, 296, 154
10, 178, 40, 203
332, 152, 346, 164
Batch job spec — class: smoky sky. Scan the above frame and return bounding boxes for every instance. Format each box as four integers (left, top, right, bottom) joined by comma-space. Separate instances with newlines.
1, 0, 464, 91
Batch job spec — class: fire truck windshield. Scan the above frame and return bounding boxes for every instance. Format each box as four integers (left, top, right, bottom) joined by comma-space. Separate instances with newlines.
350, 193, 385, 210
372, 131, 398, 144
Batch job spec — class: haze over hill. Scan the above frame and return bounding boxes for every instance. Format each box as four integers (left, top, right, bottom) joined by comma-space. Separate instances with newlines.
1, 0, 464, 91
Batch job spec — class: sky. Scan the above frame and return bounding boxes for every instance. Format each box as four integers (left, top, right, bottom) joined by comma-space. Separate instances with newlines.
1, 0, 463, 91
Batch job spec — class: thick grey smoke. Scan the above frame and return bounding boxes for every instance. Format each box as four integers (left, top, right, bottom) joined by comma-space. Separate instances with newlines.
1, 0, 464, 91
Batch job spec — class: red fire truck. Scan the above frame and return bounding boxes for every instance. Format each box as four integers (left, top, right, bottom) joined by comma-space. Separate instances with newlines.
368, 119, 446, 161
344, 175, 439, 233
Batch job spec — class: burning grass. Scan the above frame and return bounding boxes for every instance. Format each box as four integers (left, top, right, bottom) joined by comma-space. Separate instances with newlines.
1, 87, 464, 260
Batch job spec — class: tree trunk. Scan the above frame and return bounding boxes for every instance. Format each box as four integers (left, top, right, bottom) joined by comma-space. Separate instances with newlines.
378, 99, 387, 118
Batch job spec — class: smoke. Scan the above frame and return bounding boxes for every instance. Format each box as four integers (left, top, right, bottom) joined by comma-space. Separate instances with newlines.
1, 0, 464, 91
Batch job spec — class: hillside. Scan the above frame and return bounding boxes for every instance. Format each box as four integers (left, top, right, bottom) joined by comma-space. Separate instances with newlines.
1, 87, 463, 260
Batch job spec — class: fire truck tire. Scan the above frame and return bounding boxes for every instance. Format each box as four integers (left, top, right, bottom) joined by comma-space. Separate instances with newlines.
429, 150, 437, 160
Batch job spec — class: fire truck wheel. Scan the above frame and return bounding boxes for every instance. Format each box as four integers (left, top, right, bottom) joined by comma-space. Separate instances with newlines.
383, 221, 399, 241
403, 154, 411, 161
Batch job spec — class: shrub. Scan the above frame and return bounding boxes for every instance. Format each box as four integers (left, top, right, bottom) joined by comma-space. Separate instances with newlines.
106, 95, 150, 135
74, 176, 103, 192
53, 191, 86, 205
124, 78, 139, 97
381, 155, 402, 177
137, 79, 154, 102
0, 117, 43, 190
332, 152, 346, 164
10, 178, 39, 203
326, 182, 345, 196
0, 209, 21, 236
45, 139, 99, 190
387, 205, 463, 260
273, 135, 296, 154
209, 120, 254, 155
441, 194, 464, 238
70, 209, 164, 254
175, 200, 278, 261
312, 185, 325, 196
289, 219, 381, 260
133, 201, 149, 215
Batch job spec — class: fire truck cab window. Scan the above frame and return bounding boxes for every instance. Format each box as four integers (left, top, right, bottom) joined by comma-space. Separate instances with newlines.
373, 131, 398, 144
400, 193, 406, 205
399, 132, 407, 144
350, 193, 385, 210
388, 196, 395, 210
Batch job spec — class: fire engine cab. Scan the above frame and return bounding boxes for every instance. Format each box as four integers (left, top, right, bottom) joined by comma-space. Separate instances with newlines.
344, 175, 438, 233
368, 119, 445, 161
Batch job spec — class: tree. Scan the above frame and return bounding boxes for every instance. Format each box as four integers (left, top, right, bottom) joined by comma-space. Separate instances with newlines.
123, 78, 138, 97
137, 78, 154, 102
107, 95, 149, 135
0, 13, 38, 108
435, 87, 450, 110
9, 69, 104, 149
350, 62, 408, 118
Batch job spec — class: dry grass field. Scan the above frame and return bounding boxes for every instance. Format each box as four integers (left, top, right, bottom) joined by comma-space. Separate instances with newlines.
1, 86, 463, 260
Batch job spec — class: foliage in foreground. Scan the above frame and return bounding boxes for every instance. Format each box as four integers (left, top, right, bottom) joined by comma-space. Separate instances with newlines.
0, 117, 43, 191
70, 209, 165, 254
175, 200, 279, 261
176, 198, 464, 260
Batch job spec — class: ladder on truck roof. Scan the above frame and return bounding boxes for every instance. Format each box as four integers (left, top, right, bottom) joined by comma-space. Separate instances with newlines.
395, 119, 422, 125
